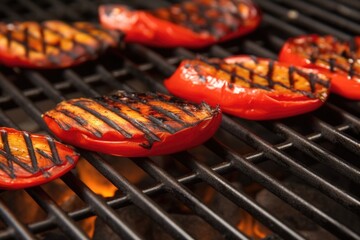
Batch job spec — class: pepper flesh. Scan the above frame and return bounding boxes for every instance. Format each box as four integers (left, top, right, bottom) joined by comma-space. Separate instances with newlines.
42, 92, 222, 157
164, 56, 330, 120
0, 127, 79, 189
279, 35, 360, 100
0, 21, 122, 68
99, 0, 261, 48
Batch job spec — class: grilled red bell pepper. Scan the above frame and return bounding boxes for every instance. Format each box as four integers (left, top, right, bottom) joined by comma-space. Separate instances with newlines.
99, 0, 261, 48
42, 91, 222, 157
164, 56, 330, 120
279, 35, 360, 100
0, 21, 122, 68
0, 127, 79, 189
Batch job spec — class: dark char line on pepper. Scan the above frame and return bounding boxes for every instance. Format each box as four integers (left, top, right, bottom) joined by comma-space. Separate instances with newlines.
194, 56, 330, 99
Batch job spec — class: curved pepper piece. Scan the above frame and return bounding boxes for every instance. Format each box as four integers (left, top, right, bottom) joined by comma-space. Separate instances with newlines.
0, 21, 122, 68
0, 127, 79, 189
164, 56, 330, 120
42, 91, 222, 157
279, 35, 360, 100
99, 0, 261, 48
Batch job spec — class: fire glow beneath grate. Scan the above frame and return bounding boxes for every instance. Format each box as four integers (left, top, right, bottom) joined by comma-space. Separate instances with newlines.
0, 0, 359, 239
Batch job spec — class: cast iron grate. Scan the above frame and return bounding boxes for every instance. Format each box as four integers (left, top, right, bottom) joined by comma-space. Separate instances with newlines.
0, 0, 359, 239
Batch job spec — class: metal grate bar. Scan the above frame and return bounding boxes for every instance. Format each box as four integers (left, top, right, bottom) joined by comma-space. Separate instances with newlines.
313, 118, 360, 154
24, 71, 65, 102
283, 0, 360, 34
262, 14, 304, 36
128, 44, 177, 76
61, 173, 142, 239
125, 38, 360, 211
271, 122, 360, 184
325, 104, 360, 131
205, 139, 360, 240
176, 152, 305, 240
336, 0, 360, 11
0, 73, 49, 132
56, 56, 249, 238
64, 70, 100, 98
95, 65, 134, 92
82, 152, 195, 240
23, 53, 198, 239
309, 0, 360, 22
27, 188, 90, 240
0, 200, 36, 240
221, 116, 360, 214
133, 158, 250, 240
0, 72, 143, 240
256, 0, 351, 40
239, 41, 277, 59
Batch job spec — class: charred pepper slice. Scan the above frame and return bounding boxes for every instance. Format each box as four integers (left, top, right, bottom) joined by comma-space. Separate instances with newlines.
0, 21, 122, 68
164, 56, 330, 120
99, 0, 261, 48
0, 127, 79, 189
279, 35, 360, 100
42, 92, 222, 157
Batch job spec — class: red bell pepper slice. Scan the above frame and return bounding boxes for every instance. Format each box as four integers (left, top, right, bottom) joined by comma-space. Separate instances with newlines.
0, 21, 122, 68
0, 127, 79, 189
164, 56, 330, 120
42, 91, 222, 157
99, 0, 261, 48
279, 35, 360, 100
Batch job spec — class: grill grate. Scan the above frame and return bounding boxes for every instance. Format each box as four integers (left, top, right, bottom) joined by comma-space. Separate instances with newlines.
0, 0, 359, 239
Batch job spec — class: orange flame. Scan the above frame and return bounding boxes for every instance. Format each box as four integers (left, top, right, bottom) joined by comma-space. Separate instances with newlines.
237, 211, 270, 239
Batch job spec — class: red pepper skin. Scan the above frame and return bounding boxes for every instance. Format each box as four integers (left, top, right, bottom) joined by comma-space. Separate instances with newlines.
279, 35, 360, 100
0, 127, 79, 189
164, 56, 330, 120
98, 0, 261, 48
42, 92, 222, 157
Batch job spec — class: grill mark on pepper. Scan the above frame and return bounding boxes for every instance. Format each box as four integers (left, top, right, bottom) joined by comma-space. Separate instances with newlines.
40, 25, 80, 60
5, 27, 12, 49
0, 129, 75, 178
23, 26, 30, 58
146, 92, 198, 118
0, 148, 36, 176
288, 66, 295, 88
121, 92, 194, 125
304, 38, 360, 79
54, 118, 71, 131
63, 23, 102, 50
0, 22, 119, 63
55, 109, 103, 138
2, 31, 41, 56
46, 136, 62, 165
197, 57, 328, 98
0, 131, 42, 176
200, 58, 271, 91
152, 0, 245, 38
87, 98, 161, 149
22, 131, 38, 171
0, 130, 15, 178
108, 95, 177, 134
147, 115, 177, 134
36, 148, 56, 164
349, 37, 357, 53
266, 60, 275, 88
71, 101, 133, 139
44, 25, 97, 57
39, 23, 47, 54
65, 155, 75, 164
